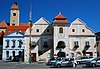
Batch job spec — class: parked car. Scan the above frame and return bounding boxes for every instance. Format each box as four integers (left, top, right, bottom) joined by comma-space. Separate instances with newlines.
53, 57, 77, 68
46, 57, 56, 65
86, 57, 100, 67
77, 56, 93, 64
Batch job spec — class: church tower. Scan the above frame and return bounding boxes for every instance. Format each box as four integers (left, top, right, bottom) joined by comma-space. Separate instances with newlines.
10, 2, 19, 26
52, 12, 69, 57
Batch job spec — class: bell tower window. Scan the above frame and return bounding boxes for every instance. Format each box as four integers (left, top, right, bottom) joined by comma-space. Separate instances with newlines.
59, 27, 63, 33
13, 13, 16, 16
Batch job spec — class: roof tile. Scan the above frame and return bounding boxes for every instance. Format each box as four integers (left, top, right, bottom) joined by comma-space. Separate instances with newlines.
0, 20, 8, 28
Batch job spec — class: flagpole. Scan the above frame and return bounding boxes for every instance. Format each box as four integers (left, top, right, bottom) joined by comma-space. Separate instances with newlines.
29, 2, 32, 63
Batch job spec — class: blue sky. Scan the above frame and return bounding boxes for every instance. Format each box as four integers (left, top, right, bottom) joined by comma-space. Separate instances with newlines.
0, 0, 100, 33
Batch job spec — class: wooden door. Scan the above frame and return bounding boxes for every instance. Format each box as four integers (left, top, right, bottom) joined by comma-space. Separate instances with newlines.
31, 53, 36, 62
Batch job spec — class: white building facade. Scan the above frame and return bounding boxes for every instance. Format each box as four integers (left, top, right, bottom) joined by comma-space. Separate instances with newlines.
2, 31, 25, 61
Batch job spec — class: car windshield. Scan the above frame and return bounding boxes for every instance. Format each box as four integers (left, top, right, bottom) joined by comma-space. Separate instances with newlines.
92, 57, 99, 61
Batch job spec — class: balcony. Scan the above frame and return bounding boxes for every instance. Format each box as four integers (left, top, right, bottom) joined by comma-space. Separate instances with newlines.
74, 45, 79, 48
12, 46, 15, 48
18, 46, 22, 48
5, 46, 9, 48
85, 45, 90, 48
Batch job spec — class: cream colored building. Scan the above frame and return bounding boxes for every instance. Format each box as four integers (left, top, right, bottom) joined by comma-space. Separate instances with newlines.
3, 2, 97, 62
24, 17, 53, 62
24, 13, 97, 62
68, 18, 97, 57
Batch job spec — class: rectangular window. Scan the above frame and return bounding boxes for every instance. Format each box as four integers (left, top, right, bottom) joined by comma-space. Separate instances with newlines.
74, 41, 78, 46
7, 41, 9, 46
44, 41, 48, 45
13, 40, 15, 46
59, 27, 63, 33
85, 41, 89, 45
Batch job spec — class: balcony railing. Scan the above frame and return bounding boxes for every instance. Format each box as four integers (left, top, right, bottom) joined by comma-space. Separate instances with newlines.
85, 45, 90, 48
18, 46, 22, 48
74, 45, 79, 48
5, 46, 9, 48
12, 46, 15, 48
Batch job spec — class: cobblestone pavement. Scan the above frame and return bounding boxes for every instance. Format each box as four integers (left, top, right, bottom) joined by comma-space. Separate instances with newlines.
0, 61, 100, 69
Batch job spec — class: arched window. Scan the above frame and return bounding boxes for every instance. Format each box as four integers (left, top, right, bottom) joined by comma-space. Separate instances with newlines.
57, 41, 66, 48
59, 27, 63, 33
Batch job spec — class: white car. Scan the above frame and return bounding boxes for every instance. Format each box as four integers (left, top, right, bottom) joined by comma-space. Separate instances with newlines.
53, 57, 77, 68
77, 56, 94, 64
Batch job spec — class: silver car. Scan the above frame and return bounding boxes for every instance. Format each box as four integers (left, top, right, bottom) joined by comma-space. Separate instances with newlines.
86, 57, 100, 67
53, 57, 77, 68
77, 56, 93, 64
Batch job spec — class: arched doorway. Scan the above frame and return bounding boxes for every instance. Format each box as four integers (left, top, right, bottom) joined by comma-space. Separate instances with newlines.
57, 41, 66, 48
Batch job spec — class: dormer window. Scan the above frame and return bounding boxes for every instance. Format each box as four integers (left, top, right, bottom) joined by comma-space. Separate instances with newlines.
13, 13, 16, 16
72, 29, 75, 32
59, 27, 63, 33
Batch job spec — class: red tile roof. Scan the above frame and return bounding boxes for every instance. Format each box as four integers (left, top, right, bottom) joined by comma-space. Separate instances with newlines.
0, 20, 8, 28
11, 2, 19, 10
55, 12, 66, 19
4, 25, 29, 35
53, 13, 69, 24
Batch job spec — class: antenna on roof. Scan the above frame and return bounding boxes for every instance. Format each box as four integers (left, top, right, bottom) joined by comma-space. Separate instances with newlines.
29, 2, 32, 21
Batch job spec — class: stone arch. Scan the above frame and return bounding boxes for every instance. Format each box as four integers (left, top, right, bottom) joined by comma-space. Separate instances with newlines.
57, 41, 66, 48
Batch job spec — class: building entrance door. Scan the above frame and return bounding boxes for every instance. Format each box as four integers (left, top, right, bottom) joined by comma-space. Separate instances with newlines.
31, 53, 36, 62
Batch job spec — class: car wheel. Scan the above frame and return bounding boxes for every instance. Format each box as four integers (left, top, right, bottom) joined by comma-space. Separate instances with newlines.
77, 61, 80, 64
92, 63, 96, 67
57, 64, 61, 68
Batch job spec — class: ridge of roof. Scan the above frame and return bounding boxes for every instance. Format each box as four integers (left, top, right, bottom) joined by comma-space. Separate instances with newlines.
55, 12, 66, 19
4, 25, 29, 35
